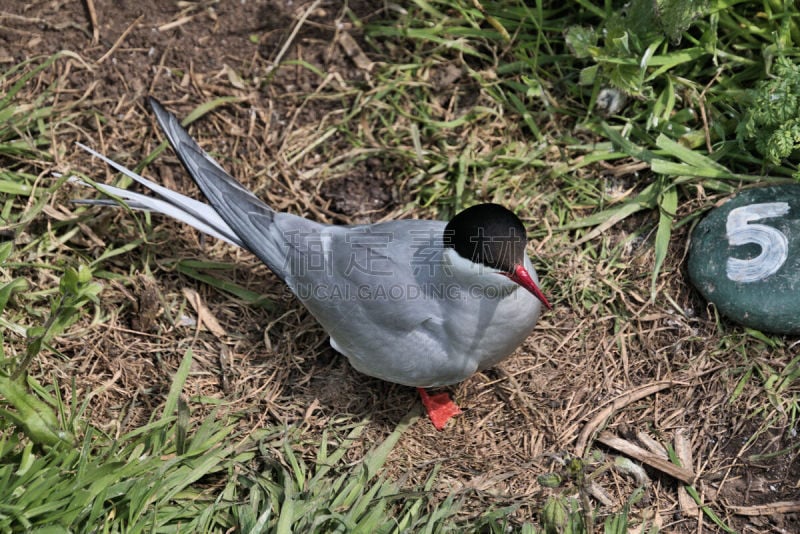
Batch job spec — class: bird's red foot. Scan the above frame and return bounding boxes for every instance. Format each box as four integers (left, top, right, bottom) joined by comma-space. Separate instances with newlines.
417, 387, 462, 430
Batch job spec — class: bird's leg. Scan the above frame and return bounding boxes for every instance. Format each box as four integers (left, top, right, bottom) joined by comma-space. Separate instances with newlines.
417, 387, 462, 430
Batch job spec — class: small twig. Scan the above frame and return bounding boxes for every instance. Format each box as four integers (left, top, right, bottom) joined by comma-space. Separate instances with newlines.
698, 97, 712, 154
84, 0, 99, 44
266, 0, 322, 75
675, 429, 699, 516
148, 47, 171, 96
637, 431, 669, 459
698, 67, 724, 154
596, 432, 695, 484
575, 380, 676, 457
158, 15, 196, 32
728, 501, 800, 516
96, 15, 143, 64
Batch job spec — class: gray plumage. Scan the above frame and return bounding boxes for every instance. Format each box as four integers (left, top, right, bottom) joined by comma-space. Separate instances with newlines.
74, 98, 544, 387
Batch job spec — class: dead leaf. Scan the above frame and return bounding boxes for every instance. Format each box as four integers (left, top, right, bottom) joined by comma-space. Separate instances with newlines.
182, 288, 226, 338
338, 32, 373, 72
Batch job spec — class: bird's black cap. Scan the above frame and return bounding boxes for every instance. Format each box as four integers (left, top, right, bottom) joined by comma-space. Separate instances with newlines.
443, 203, 528, 273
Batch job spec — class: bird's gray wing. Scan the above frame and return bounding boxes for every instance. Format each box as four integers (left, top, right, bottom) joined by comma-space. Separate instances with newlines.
305, 219, 448, 330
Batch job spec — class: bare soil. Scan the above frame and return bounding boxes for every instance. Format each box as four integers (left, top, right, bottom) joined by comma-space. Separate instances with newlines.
3, 1, 799, 531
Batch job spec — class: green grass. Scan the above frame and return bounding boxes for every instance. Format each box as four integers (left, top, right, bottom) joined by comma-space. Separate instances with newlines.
0, 349, 460, 532
3, 0, 800, 531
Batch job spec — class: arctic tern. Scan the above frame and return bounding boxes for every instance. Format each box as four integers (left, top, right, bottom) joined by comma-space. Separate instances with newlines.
74, 98, 551, 429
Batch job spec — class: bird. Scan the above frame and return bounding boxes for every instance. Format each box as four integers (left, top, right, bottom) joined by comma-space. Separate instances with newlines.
73, 97, 551, 430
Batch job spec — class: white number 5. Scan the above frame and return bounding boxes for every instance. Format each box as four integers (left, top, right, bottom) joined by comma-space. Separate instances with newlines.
726, 202, 790, 283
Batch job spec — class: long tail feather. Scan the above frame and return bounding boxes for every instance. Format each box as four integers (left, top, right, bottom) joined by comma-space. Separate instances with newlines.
73, 143, 244, 246
75, 99, 293, 280
70, 175, 244, 247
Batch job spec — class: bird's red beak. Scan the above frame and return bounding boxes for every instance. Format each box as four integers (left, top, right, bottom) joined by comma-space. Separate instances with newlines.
508, 264, 552, 310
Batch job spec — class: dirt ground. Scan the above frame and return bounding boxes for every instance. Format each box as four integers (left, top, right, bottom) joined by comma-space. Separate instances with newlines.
3, 1, 799, 531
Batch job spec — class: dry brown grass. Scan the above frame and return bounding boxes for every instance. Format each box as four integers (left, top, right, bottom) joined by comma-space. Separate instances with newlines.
3, 1, 799, 531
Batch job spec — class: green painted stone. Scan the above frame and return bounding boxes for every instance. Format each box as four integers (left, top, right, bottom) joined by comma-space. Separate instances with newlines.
688, 185, 800, 335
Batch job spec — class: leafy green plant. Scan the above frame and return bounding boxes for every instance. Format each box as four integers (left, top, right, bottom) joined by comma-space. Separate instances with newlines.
0, 53, 94, 367
13, 264, 103, 379
0, 54, 61, 163
0, 374, 73, 448
567, 0, 710, 97
0, 52, 87, 203
737, 56, 800, 168
541, 495, 586, 534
